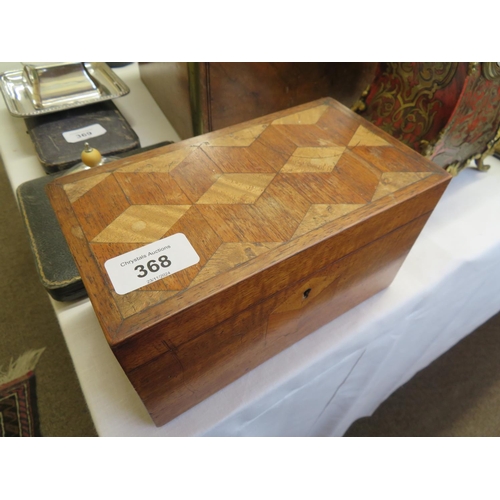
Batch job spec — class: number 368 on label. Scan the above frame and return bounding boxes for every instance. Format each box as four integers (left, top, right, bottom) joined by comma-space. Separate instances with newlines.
104, 233, 200, 295
134, 255, 172, 278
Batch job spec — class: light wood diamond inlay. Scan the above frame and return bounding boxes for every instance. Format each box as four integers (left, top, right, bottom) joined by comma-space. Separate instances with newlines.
372, 172, 433, 201
196, 174, 275, 204
293, 204, 364, 237
206, 125, 268, 147
280, 147, 346, 173
348, 125, 391, 147
271, 104, 329, 125
113, 290, 179, 318
63, 173, 112, 203
92, 205, 190, 243
189, 242, 281, 287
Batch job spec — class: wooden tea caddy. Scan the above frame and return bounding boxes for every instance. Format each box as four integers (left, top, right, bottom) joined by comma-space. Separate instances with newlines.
47, 98, 451, 426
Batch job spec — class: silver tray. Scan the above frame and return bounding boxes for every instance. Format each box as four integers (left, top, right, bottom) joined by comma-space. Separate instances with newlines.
0, 62, 130, 117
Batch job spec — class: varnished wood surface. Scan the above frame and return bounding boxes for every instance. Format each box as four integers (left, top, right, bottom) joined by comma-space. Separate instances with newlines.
204, 63, 378, 133
139, 63, 378, 138
139, 62, 194, 139
128, 212, 431, 425
47, 97, 450, 426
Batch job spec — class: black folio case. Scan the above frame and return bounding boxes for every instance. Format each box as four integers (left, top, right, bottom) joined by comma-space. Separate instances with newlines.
17, 142, 174, 301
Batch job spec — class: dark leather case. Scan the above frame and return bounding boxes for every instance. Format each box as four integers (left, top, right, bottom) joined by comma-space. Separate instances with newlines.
17, 142, 173, 301
25, 101, 140, 174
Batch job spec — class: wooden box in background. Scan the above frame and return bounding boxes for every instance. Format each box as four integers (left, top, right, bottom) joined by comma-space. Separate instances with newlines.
47, 98, 450, 426
139, 62, 377, 139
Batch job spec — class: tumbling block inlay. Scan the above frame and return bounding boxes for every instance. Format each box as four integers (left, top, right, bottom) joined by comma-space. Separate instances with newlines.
189, 242, 281, 287
293, 204, 364, 237
50, 99, 446, 317
372, 172, 433, 201
114, 172, 192, 205
271, 104, 329, 125
205, 125, 268, 147
113, 290, 180, 319
280, 147, 346, 173
92, 205, 191, 243
196, 173, 275, 205
348, 125, 391, 147
63, 173, 112, 203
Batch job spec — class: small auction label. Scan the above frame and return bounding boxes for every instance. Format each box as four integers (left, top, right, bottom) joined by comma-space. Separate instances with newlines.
62, 124, 107, 143
104, 233, 200, 295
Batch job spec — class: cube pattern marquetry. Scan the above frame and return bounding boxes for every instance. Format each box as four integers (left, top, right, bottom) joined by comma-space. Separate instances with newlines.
59, 100, 442, 317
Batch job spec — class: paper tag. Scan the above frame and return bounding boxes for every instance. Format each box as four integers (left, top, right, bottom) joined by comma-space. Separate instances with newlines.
104, 233, 200, 295
62, 124, 107, 143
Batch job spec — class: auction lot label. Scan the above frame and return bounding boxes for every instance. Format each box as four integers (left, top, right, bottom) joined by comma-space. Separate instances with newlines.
104, 233, 200, 295
62, 124, 107, 143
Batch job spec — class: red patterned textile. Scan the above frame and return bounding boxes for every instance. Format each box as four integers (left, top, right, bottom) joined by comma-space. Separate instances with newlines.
0, 371, 41, 437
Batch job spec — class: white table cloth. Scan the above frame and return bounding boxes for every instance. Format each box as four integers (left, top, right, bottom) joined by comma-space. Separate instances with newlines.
1, 62, 499, 436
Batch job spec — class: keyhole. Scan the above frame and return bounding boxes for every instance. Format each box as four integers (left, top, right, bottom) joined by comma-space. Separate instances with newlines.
303, 288, 311, 299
